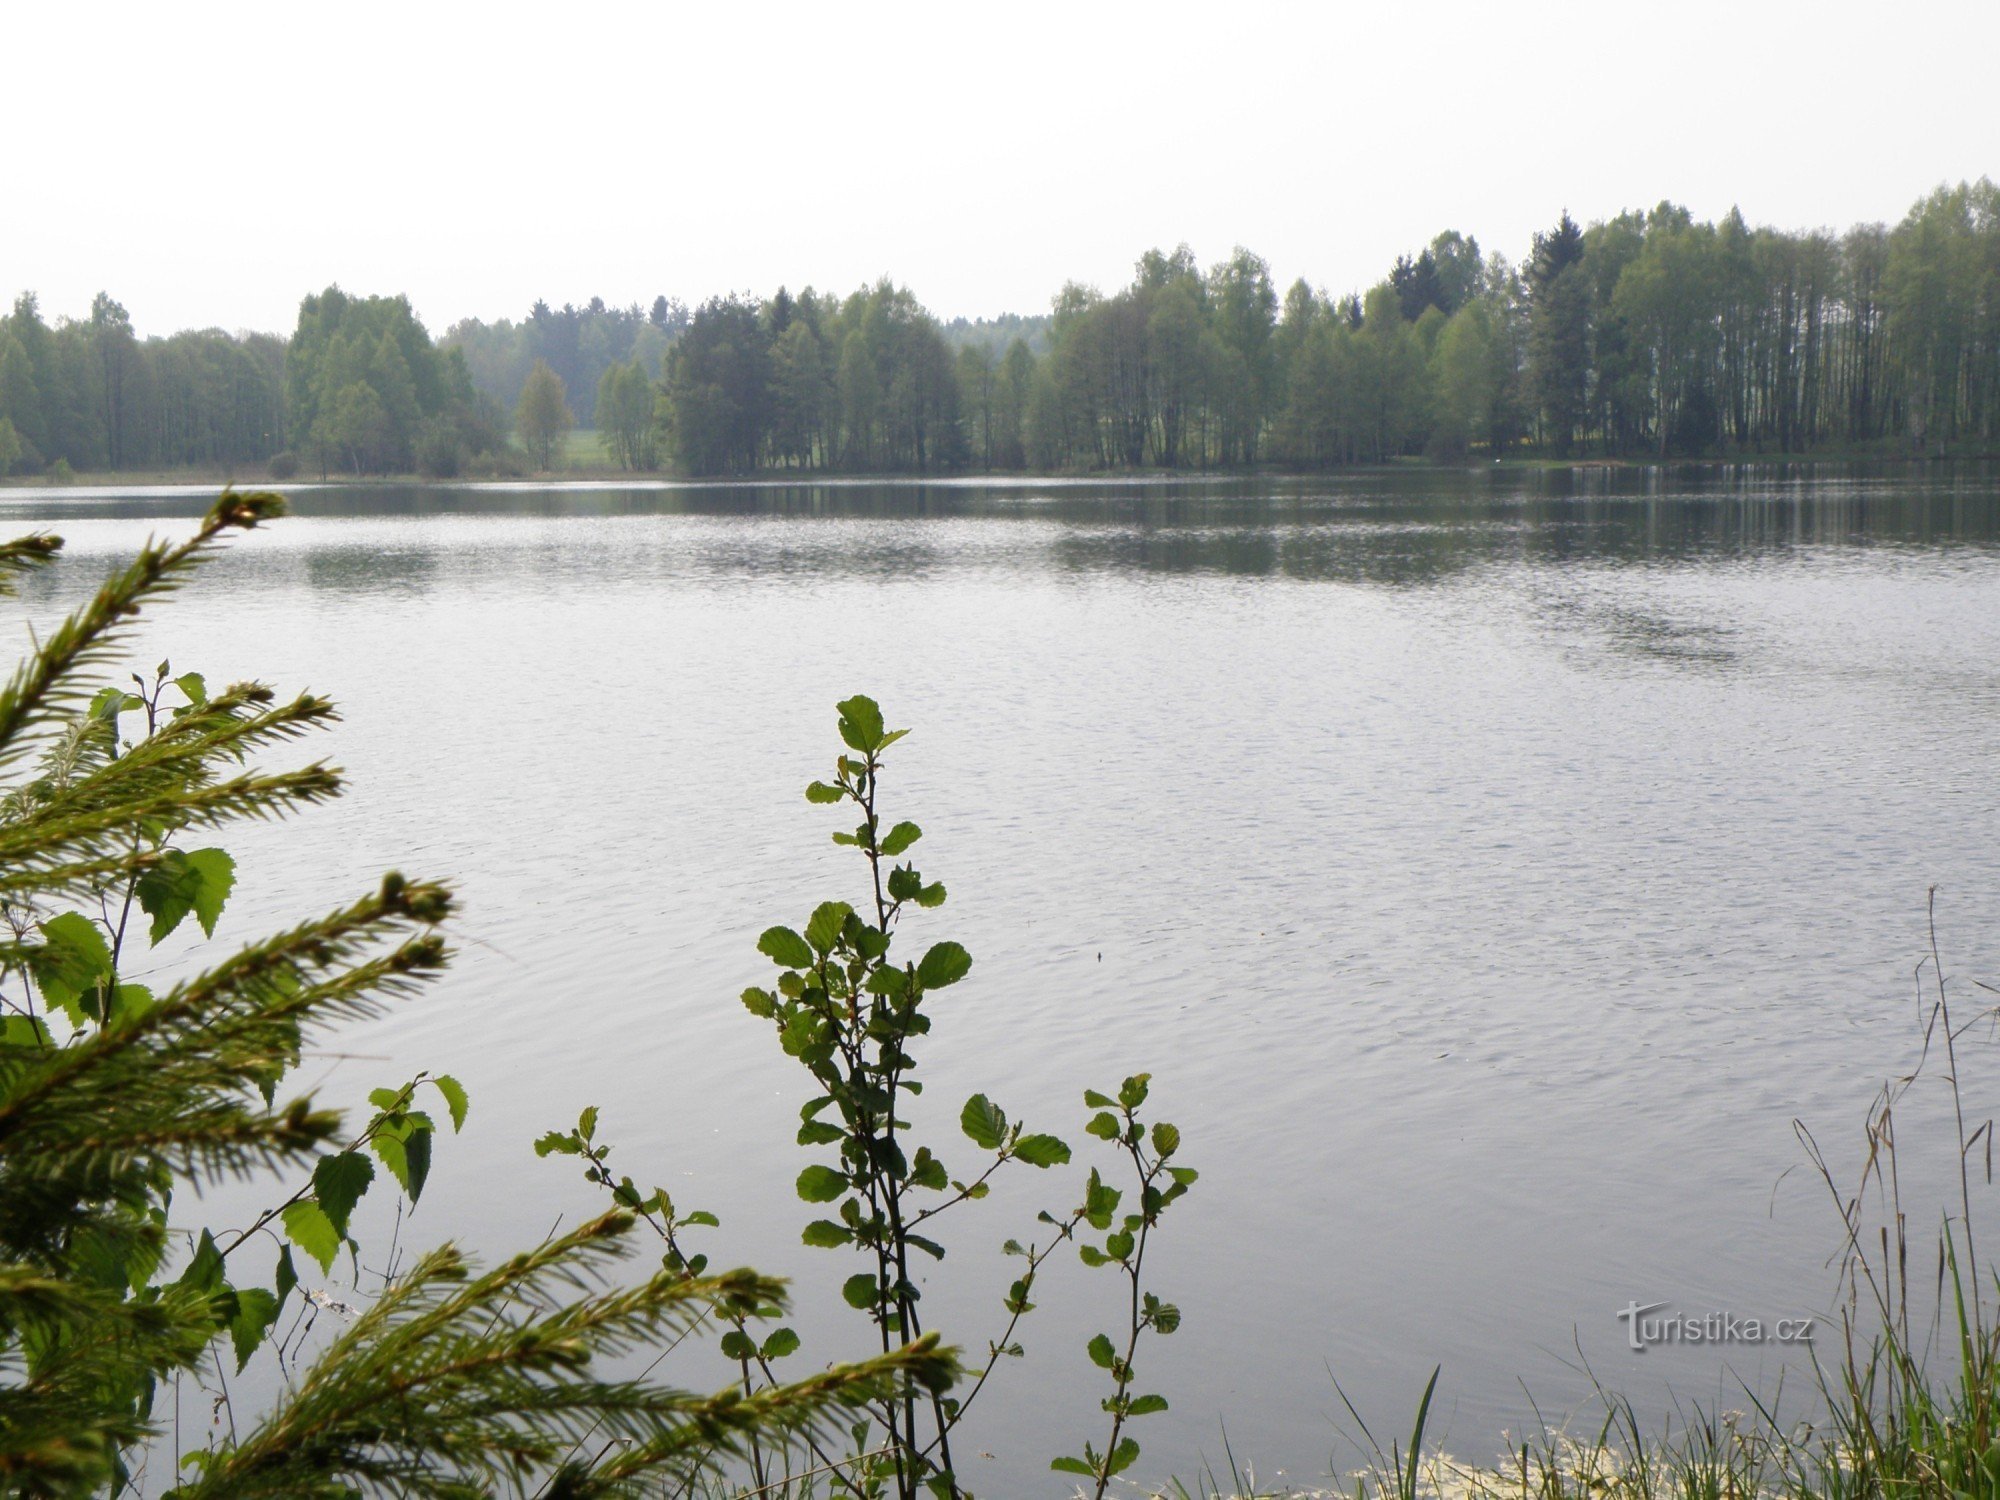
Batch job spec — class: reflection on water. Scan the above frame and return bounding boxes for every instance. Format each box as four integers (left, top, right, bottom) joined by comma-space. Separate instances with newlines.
5, 469, 2000, 1493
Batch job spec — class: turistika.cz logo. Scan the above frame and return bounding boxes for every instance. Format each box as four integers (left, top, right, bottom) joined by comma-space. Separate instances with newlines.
1616, 1301, 1815, 1352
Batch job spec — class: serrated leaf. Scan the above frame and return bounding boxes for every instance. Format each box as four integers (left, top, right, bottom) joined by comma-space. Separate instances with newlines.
180, 1230, 223, 1294
842, 1273, 878, 1309
804, 901, 850, 955
229, 1287, 278, 1371
758, 927, 814, 968
802, 1219, 852, 1247
183, 848, 234, 936
1128, 1393, 1169, 1416
796, 1165, 847, 1203
1151, 1301, 1182, 1334
761, 1326, 801, 1359
281, 1200, 339, 1273
1086, 1111, 1120, 1140
30, 911, 111, 1022
836, 695, 885, 752
1150, 1121, 1180, 1158
918, 941, 972, 989
1013, 1133, 1071, 1167
312, 1152, 373, 1237
960, 1093, 1006, 1150
1051, 1457, 1095, 1477
880, 821, 921, 856
430, 1075, 469, 1132
372, 1122, 432, 1202
534, 1131, 578, 1157
1107, 1437, 1141, 1475
741, 986, 776, 1018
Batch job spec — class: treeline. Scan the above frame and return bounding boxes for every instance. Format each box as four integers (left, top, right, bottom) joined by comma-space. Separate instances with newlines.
0, 294, 286, 474
3, 180, 1996, 479
637, 180, 2000, 474
443, 296, 687, 425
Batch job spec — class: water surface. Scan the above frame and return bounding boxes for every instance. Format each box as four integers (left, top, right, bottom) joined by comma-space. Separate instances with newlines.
6, 468, 1998, 1493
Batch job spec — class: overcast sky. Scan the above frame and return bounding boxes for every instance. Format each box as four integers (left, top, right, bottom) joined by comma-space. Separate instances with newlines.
8, 0, 1997, 339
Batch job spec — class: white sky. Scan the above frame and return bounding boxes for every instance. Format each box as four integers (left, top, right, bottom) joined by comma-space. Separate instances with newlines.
7, 0, 1997, 339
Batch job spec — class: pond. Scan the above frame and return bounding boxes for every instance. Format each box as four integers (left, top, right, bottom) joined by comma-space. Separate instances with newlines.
6, 467, 1999, 1494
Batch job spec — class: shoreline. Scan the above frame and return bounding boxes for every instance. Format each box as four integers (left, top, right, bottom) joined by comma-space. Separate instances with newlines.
5, 451, 2000, 491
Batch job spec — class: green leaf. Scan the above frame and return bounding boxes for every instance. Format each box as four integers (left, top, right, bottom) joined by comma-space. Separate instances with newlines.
1151, 1302, 1182, 1334
887, 866, 921, 902
30, 911, 112, 1022
372, 1122, 433, 1202
430, 1075, 470, 1132
720, 1330, 757, 1361
802, 1219, 852, 1248
1119, 1073, 1152, 1110
918, 941, 972, 989
914, 882, 947, 909
842, 1273, 878, 1309
804, 901, 851, 955
180, 1230, 224, 1294
1107, 1437, 1141, 1476
758, 927, 814, 968
230, 1288, 278, 1371
796, 1120, 843, 1146
836, 695, 885, 752
761, 1326, 801, 1359
880, 821, 922, 856
1150, 1121, 1181, 1158
534, 1131, 579, 1157
175, 671, 208, 706
281, 1200, 340, 1273
312, 1152, 374, 1237
0, 1016, 51, 1049
1086, 1111, 1120, 1140
1083, 1089, 1116, 1108
959, 1093, 1006, 1150
805, 780, 845, 804
741, 986, 776, 1019
1013, 1133, 1071, 1167
1088, 1332, 1117, 1369
135, 852, 199, 945
796, 1165, 848, 1203
183, 848, 234, 937
274, 1246, 298, 1307
1128, 1393, 1169, 1416
1105, 1229, 1135, 1260
908, 1151, 949, 1191
1051, 1457, 1095, 1477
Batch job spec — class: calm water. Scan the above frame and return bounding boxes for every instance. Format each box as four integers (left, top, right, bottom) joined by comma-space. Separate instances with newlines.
7, 468, 2000, 1493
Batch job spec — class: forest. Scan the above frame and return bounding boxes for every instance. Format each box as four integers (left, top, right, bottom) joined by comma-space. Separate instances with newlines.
2, 180, 1997, 479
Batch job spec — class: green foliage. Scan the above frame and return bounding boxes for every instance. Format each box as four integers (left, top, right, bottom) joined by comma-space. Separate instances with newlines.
516, 358, 574, 470
0, 494, 955, 1497
1052, 1075, 1195, 1499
